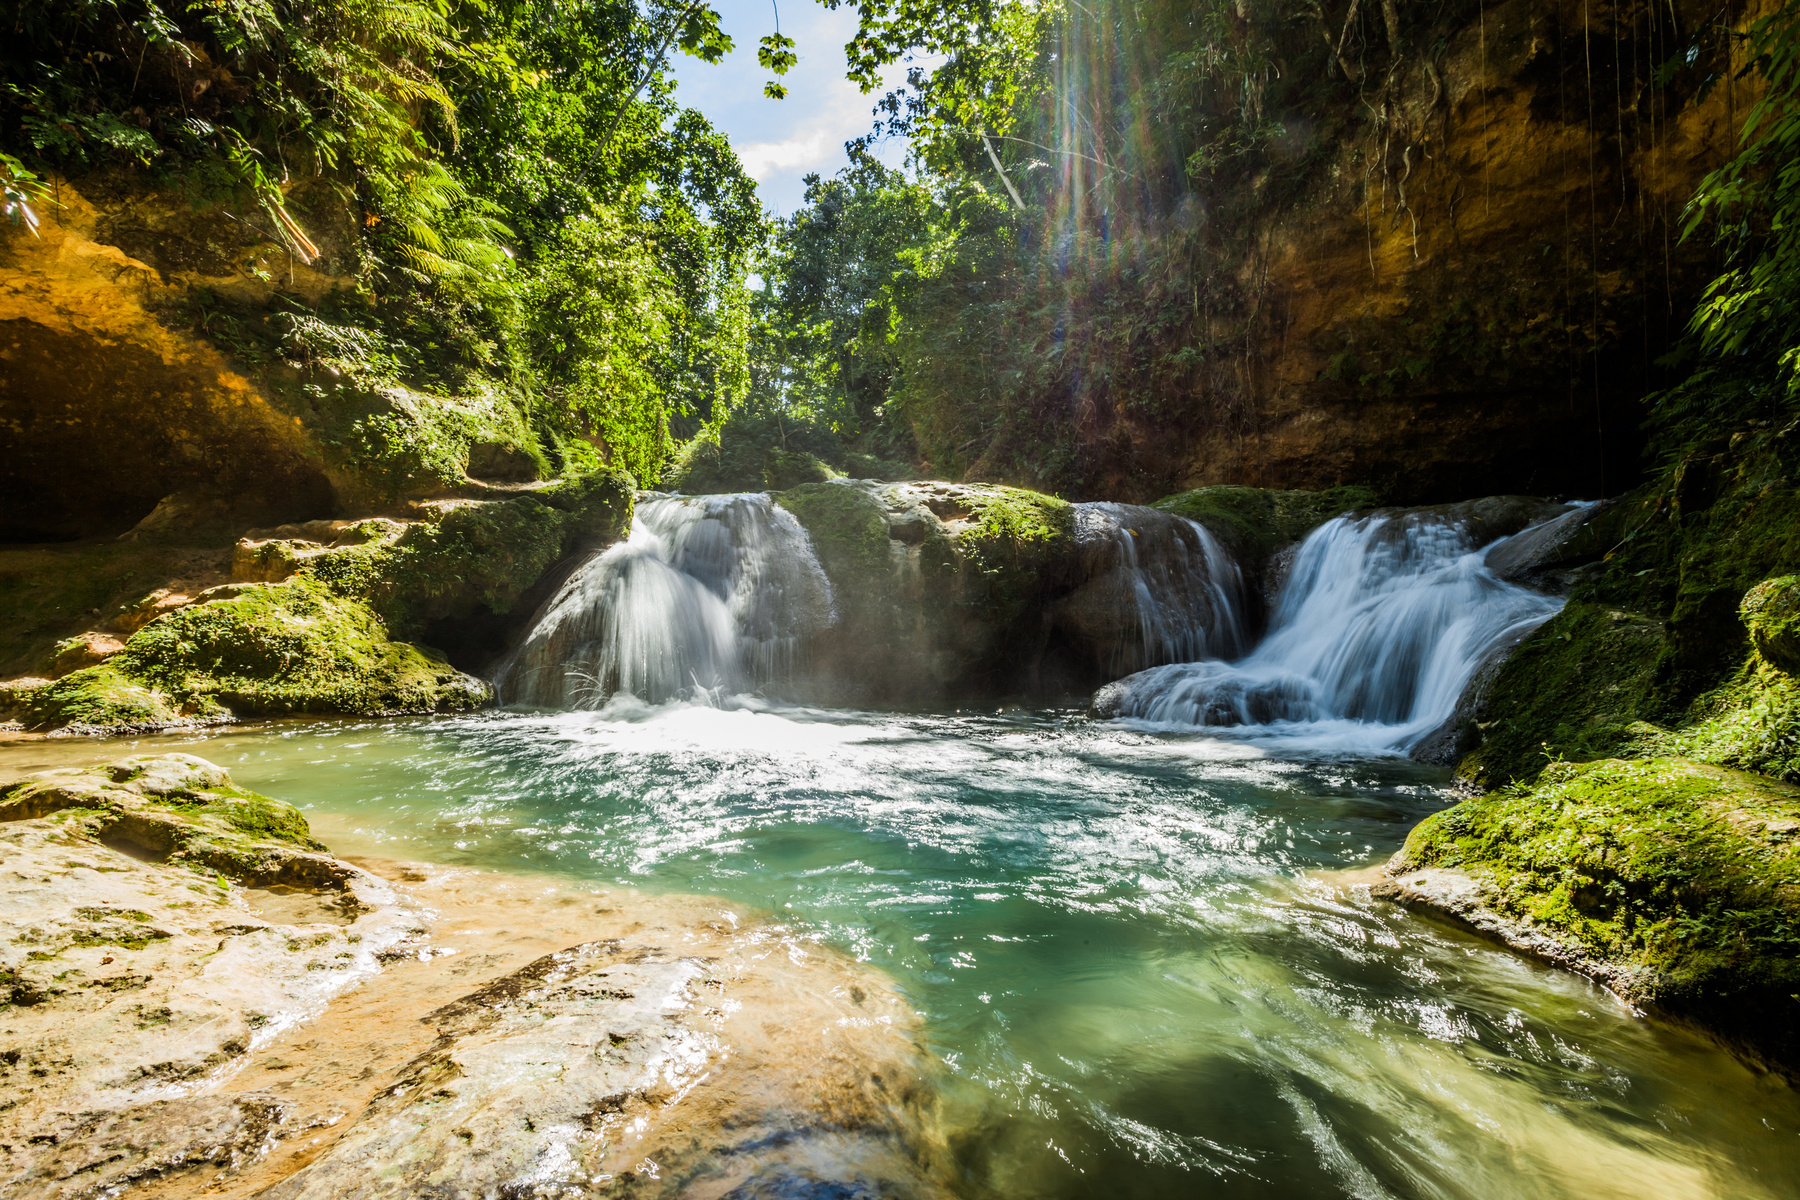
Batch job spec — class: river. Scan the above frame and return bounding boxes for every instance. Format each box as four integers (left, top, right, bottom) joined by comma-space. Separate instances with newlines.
5, 703, 1797, 1198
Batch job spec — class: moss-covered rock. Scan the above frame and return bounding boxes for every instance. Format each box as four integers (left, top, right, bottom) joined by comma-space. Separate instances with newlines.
1743, 576, 1800, 674
0, 752, 342, 883
1461, 431, 1800, 786
764, 448, 843, 490
21, 663, 185, 732
769, 480, 1137, 701
311, 382, 555, 509
1391, 757, 1800, 1067
668, 403, 912, 495
234, 468, 634, 649
22, 577, 490, 732
1151, 484, 1379, 561
124, 577, 489, 716
774, 481, 902, 581
1459, 602, 1670, 786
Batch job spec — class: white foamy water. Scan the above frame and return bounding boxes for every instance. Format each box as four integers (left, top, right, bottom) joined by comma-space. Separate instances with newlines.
1099, 510, 1566, 753
1071, 502, 1249, 674
496, 494, 834, 707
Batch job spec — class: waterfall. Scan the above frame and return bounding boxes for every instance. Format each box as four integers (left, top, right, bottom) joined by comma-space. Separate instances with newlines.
497, 494, 834, 708
1093, 509, 1566, 751
1059, 503, 1249, 675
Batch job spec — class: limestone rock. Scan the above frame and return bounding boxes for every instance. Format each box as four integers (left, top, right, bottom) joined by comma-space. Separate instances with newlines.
47, 632, 125, 678
0, 756, 948, 1199
0, 756, 424, 1199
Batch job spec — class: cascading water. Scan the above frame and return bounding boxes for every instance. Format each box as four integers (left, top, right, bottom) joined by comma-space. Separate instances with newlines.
1064, 502, 1249, 675
497, 493, 834, 708
1094, 508, 1568, 751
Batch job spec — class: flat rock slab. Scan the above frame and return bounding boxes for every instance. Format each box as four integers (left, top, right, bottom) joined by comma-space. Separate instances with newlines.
1371, 865, 1649, 1007
0, 756, 946, 1199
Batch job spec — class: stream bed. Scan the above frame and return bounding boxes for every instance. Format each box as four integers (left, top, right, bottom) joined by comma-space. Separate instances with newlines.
7, 704, 1798, 1199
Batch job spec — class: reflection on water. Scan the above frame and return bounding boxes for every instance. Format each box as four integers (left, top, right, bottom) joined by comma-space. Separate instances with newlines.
6, 704, 1798, 1198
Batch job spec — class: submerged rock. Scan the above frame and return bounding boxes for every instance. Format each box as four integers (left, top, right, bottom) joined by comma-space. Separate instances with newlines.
0, 756, 948, 1199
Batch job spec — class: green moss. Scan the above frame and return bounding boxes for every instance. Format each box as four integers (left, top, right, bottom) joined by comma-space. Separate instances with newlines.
1152, 484, 1380, 561
22, 664, 181, 731
955, 485, 1073, 547
147, 782, 324, 850
1400, 757, 1800, 1062
1, 756, 328, 878
24, 578, 487, 731
1648, 659, 1800, 783
68, 926, 169, 952
305, 380, 552, 508
935, 485, 1075, 636
287, 469, 633, 638
0, 542, 230, 677
774, 483, 895, 580
115, 577, 488, 717
1468, 431, 1800, 785
1742, 576, 1800, 673
1466, 602, 1670, 786
765, 448, 843, 490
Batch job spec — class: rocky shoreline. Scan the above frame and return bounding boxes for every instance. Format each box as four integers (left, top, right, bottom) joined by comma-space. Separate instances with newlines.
0, 755, 946, 1199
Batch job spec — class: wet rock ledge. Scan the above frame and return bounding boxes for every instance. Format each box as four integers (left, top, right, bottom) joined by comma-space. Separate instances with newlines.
1375, 757, 1800, 1073
0, 755, 945, 1199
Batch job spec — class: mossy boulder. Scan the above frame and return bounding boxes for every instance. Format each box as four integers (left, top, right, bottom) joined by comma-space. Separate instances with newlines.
21, 663, 185, 732
0, 752, 344, 884
769, 480, 1167, 701
668, 403, 911, 494
233, 467, 634, 655
764, 448, 843, 490
22, 577, 490, 732
1743, 576, 1800, 674
1458, 431, 1800, 786
1458, 602, 1670, 786
1151, 484, 1379, 562
1392, 757, 1800, 1067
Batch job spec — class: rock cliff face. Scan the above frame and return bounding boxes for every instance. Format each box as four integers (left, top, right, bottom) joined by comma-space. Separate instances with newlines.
1072, 0, 1754, 504
0, 174, 552, 543
0, 177, 344, 541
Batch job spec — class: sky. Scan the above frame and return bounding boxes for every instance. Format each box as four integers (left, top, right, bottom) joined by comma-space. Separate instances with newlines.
668, 1, 917, 215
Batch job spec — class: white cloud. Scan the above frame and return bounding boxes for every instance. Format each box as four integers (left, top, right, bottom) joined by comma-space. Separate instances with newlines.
670, 2, 917, 212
